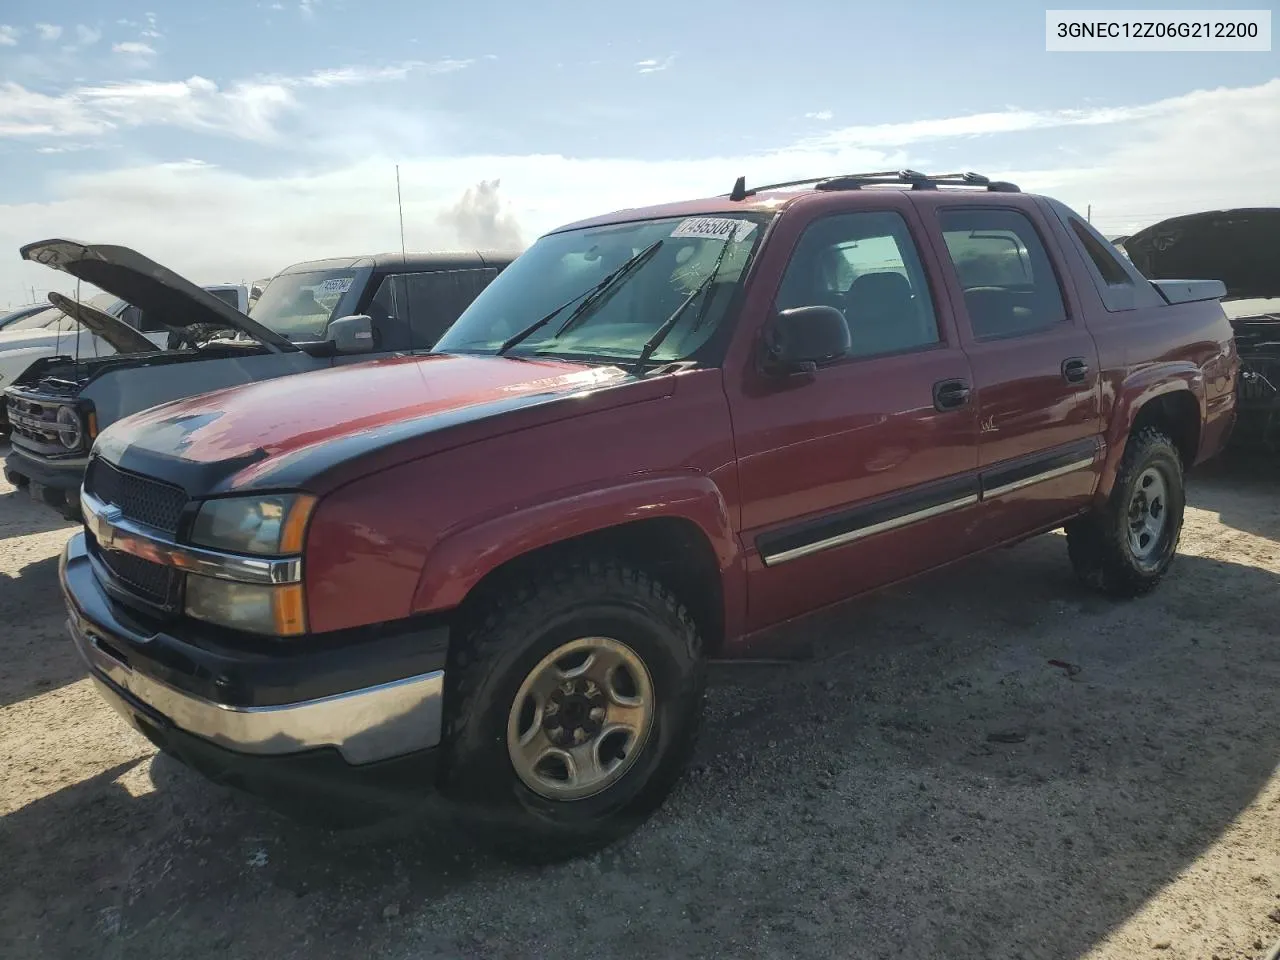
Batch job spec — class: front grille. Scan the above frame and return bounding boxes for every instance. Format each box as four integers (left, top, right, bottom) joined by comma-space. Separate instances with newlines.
6, 394, 66, 456
84, 459, 187, 534
86, 532, 174, 607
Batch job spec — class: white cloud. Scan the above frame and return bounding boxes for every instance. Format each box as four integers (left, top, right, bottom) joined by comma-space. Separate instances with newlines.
75, 24, 101, 46
804, 110, 833, 121
291, 59, 470, 88
0, 25, 19, 46
35, 23, 62, 41
112, 41, 157, 56
0, 77, 294, 141
635, 56, 675, 74
0, 61, 457, 142
3, 79, 1278, 304
299, 0, 317, 16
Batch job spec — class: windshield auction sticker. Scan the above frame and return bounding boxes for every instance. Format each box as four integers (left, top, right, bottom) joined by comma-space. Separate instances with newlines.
671, 217, 758, 242
317, 277, 354, 294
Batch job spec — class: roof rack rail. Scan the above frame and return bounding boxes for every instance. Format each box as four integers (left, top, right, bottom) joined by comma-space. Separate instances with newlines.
726, 170, 1020, 200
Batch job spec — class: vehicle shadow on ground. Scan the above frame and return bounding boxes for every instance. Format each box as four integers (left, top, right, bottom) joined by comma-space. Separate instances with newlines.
0, 554, 84, 709
1191, 449, 1280, 541
6, 537, 1280, 959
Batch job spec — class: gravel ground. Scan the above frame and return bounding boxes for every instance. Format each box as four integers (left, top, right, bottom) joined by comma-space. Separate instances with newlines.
3, 444, 1280, 960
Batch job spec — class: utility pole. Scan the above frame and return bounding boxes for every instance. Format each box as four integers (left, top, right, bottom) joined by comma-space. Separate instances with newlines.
1087, 204, 1092, 223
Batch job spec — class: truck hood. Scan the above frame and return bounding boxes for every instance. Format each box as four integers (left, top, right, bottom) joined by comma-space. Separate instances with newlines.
46, 291, 158, 354
95, 353, 644, 493
20, 239, 297, 353
1122, 208, 1280, 301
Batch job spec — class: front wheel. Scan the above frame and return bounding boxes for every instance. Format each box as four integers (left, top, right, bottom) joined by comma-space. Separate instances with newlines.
1066, 426, 1185, 597
440, 558, 705, 862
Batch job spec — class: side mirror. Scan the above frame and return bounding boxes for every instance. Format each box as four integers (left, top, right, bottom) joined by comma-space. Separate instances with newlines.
758, 305, 850, 376
328, 314, 374, 354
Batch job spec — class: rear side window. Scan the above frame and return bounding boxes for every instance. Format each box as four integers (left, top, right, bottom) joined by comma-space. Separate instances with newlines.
369, 268, 500, 350
939, 209, 1067, 339
1070, 219, 1131, 286
775, 211, 940, 359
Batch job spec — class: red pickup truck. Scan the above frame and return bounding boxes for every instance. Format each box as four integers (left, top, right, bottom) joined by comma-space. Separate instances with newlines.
60, 171, 1237, 861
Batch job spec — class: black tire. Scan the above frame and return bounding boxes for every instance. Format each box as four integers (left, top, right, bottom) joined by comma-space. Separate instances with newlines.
438, 557, 705, 863
3, 467, 25, 489
1066, 426, 1185, 597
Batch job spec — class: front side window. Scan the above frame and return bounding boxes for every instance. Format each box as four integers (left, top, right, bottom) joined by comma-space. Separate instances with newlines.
940, 208, 1067, 339
435, 214, 771, 365
249, 270, 360, 341
775, 210, 940, 358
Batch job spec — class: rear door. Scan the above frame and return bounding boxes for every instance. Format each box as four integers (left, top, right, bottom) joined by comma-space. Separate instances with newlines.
727, 194, 980, 631
917, 198, 1102, 540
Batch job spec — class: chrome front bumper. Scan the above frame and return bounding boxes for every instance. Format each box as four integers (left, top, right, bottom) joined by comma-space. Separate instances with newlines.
62, 532, 446, 766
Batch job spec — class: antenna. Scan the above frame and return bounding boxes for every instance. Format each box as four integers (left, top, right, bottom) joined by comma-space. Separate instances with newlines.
73, 279, 83, 370
395, 164, 417, 350
396, 164, 407, 258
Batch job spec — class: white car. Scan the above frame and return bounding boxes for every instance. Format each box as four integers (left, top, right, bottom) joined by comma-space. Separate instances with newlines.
0, 285, 250, 394
0, 284, 250, 432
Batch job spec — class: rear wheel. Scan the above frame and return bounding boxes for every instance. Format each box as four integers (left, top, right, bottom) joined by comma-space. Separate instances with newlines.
440, 558, 705, 862
1066, 427, 1185, 597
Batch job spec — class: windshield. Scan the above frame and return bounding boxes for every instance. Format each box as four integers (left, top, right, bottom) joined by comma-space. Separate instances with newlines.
249, 270, 358, 341
434, 213, 771, 363
5, 306, 65, 331
6, 293, 121, 332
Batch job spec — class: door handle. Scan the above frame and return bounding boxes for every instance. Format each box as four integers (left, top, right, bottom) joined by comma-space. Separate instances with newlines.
1062, 357, 1090, 384
933, 378, 971, 411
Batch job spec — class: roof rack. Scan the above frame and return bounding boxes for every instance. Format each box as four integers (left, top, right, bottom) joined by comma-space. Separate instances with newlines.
726, 170, 1020, 201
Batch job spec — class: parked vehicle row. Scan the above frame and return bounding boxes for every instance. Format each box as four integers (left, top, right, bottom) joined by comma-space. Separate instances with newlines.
1119, 208, 1280, 451
4, 244, 515, 518
49, 170, 1238, 861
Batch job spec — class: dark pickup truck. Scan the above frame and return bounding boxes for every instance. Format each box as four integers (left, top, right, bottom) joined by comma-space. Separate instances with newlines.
6, 243, 515, 519
59, 170, 1237, 862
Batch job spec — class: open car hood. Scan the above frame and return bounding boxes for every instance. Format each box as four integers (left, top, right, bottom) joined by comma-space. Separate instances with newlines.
1122, 208, 1280, 301
45, 291, 158, 355
21, 239, 297, 353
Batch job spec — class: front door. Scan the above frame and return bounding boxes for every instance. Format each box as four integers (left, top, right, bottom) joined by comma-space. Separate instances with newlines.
727, 195, 981, 631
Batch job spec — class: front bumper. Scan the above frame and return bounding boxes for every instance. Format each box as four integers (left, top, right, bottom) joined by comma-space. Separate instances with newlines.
61, 532, 450, 821
5, 446, 87, 492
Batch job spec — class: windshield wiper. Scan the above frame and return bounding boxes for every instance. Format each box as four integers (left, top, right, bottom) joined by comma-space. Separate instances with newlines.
495, 239, 664, 356
631, 236, 735, 374
554, 239, 664, 338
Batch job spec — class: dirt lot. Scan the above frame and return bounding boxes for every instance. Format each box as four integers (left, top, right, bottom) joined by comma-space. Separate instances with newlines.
3, 446, 1280, 960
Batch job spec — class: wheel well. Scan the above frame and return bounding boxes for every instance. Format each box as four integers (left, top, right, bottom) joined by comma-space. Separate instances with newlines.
456, 517, 726, 656
1130, 391, 1200, 467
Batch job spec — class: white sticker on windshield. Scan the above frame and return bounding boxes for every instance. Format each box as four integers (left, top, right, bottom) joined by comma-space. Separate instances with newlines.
670, 217, 758, 242
318, 277, 353, 294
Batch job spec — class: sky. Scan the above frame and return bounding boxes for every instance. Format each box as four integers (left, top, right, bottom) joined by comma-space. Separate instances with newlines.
0, 0, 1277, 307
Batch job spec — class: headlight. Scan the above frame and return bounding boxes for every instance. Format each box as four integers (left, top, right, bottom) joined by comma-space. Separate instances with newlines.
190, 494, 316, 556
56, 406, 83, 450
185, 576, 306, 636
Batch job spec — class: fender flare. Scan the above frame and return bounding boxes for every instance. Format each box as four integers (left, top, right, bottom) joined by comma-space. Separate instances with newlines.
410, 472, 746, 637
1096, 364, 1204, 503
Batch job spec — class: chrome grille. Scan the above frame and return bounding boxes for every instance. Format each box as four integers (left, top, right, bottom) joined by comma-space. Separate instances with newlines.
83, 459, 187, 535
86, 532, 174, 607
